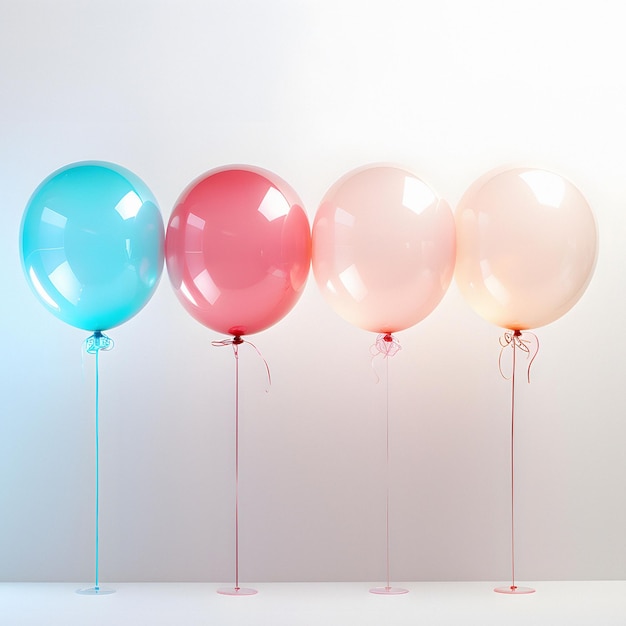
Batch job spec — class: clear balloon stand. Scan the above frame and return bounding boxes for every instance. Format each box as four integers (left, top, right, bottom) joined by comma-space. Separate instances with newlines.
369, 334, 409, 595
494, 330, 538, 595
76, 331, 116, 595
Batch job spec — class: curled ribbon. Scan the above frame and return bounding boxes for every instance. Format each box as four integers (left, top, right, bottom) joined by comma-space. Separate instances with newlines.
369, 333, 401, 383
83, 331, 114, 354
498, 330, 539, 383
212, 335, 272, 392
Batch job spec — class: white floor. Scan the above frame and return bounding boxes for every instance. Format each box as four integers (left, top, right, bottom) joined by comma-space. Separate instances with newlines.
2, 581, 625, 626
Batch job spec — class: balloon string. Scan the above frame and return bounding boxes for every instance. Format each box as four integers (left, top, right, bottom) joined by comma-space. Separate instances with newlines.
212, 336, 272, 392
369, 333, 400, 590
385, 354, 391, 590
510, 337, 517, 591
370, 333, 402, 384
235, 345, 240, 590
82, 331, 113, 591
212, 336, 271, 591
499, 330, 538, 591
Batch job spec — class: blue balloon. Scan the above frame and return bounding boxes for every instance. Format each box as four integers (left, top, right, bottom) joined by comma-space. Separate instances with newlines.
20, 161, 164, 331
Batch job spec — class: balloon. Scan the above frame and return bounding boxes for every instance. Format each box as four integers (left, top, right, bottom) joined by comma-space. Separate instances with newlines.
20, 161, 164, 331
165, 165, 311, 336
454, 167, 598, 330
311, 165, 456, 333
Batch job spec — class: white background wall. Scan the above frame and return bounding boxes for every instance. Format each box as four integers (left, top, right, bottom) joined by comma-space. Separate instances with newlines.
1, 0, 625, 583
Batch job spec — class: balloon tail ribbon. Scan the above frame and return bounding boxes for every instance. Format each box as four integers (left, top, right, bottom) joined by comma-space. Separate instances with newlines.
499, 329, 538, 592
370, 333, 402, 384
212, 336, 271, 593
212, 336, 271, 393
498, 330, 539, 383
82, 331, 114, 592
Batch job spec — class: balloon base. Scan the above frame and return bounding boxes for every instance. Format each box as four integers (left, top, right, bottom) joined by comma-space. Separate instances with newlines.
369, 586, 409, 595
494, 585, 535, 594
76, 586, 115, 595
217, 587, 258, 596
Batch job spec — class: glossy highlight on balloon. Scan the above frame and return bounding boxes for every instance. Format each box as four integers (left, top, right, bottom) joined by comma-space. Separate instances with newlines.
454, 167, 598, 330
312, 164, 456, 333
20, 161, 165, 331
165, 165, 311, 336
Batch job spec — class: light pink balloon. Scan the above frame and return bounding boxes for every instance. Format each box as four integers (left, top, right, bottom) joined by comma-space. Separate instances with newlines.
455, 167, 598, 330
312, 165, 456, 333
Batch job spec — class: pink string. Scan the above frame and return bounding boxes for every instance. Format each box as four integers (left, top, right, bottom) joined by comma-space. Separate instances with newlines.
212, 336, 272, 391
498, 330, 539, 383
370, 333, 402, 384
212, 335, 271, 591
370, 333, 401, 590
499, 329, 538, 591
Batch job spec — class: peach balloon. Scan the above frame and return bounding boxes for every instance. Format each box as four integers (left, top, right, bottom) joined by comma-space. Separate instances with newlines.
312, 165, 456, 333
455, 167, 598, 330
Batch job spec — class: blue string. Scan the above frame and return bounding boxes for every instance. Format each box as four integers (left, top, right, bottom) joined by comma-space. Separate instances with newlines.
83, 331, 114, 591
94, 347, 100, 591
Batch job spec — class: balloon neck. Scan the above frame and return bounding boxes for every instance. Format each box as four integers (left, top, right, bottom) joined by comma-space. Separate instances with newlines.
383, 333, 394, 343
232, 335, 244, 345
512, 329, 522, 337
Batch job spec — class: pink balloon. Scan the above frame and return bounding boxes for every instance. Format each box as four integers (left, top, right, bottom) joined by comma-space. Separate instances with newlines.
455, 167, 598, 330
165, 166, 311, 336
312, 165, 456, 333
